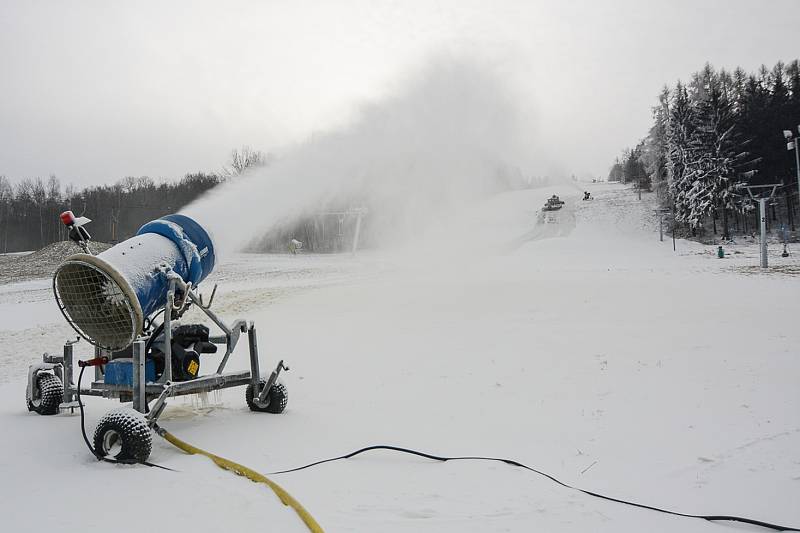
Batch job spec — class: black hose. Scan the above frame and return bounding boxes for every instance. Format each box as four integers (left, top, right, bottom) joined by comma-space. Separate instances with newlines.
266, 444, 800, 532
145, 321, 165, 357
144, 308, 166, 334
76, 366, 100, 459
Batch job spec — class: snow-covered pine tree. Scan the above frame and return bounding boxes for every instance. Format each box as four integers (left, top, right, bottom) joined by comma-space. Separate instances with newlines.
685, 67, 746, 237
679, 65, 718, 231
642, 86, 671, 205
607, 158, 624, 182
666, 82, 695, 225
621, 145, 647, 186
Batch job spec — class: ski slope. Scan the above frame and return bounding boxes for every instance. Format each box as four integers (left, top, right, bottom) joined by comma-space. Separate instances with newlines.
1, 182, 798, 532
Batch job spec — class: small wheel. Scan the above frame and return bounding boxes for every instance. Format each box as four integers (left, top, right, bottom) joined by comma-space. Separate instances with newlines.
93, 407, 152, 463
27, 373, 63, 415
246, 380, 288, 413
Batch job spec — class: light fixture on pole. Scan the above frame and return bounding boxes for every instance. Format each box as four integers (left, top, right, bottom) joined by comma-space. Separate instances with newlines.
785, 126, 800, 205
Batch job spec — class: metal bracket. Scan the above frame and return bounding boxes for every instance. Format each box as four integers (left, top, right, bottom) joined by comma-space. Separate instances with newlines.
196, 284, 217, 310
26, 360, 63, 406
255, 359, 290, 407
146, 383, 174, 427
172, 281, 193, 316
60, 337, 80, 408
215, 320, 247, 374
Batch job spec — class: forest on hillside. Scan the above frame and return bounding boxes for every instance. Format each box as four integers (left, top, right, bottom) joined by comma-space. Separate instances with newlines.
0, 172, 222, 254
0, 147, 272, 254
610, 60, 800, 239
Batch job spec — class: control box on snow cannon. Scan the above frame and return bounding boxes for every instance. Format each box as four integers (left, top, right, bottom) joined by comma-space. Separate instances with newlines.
53, 214, 215, 351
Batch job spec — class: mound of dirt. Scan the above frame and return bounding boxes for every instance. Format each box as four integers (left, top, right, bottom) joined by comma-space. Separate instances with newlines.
0, 241, 112, 285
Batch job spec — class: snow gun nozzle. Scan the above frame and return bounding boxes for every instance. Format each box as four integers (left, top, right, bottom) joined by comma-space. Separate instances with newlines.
78, 356, 109, 368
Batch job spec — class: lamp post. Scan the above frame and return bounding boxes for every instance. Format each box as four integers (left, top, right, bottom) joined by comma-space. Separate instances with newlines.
784, 126, 800, 208
654, 208, 671, 242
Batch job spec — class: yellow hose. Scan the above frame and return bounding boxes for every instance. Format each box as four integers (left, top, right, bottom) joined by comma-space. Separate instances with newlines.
159, 429, 324, 533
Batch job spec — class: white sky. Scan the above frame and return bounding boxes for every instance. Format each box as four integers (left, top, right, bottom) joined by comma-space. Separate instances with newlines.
1, 0, 798, 187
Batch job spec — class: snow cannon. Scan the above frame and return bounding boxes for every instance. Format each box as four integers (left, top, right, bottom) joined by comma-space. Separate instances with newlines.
54, 214, 215, 351
27, 211, 290, 465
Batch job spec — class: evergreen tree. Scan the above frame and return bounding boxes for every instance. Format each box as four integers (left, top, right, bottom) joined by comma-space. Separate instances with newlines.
687, 70, 746, 237
642, 86, 671, 204
788, 60, 800, 117
608, 159, 624, 182
613, 58, 800, 238
666, 82, 695, 225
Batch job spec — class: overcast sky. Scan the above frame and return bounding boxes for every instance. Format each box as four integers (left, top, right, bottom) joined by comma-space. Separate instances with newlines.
1, 0, 798, 187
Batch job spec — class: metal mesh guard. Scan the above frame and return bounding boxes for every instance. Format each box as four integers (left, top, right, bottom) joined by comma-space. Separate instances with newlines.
54, 261, 137, 351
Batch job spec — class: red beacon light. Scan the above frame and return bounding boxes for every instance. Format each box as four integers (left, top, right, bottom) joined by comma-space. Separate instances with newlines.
60, 210, 76, 226
59, 211, 92, 248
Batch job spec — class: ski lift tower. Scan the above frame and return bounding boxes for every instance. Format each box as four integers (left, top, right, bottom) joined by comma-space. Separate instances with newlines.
739, 183, 781, 268
318, 207, 368, 254
349, 207, 368, 255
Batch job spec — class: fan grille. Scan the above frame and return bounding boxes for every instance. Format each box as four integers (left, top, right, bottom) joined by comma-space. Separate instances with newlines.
54, 261, 137, 351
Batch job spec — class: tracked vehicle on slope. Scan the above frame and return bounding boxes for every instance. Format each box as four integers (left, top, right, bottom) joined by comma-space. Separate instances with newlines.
543, 195, 565, 211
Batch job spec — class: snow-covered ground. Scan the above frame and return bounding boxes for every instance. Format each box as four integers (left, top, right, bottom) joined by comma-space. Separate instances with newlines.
1, 182, 798, 532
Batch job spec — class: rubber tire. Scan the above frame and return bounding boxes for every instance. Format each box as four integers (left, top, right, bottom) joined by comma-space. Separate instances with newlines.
246, 380, 288, 414
27, 373, 63, 415
93, 407, 152, 463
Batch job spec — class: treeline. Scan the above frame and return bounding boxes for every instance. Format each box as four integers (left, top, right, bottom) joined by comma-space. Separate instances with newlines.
0, 146, 274, 254
0, 173, 222, 253
610, 60, 800, 239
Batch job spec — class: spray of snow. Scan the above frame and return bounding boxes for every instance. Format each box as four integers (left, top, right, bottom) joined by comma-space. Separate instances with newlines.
181, 57, 544, 257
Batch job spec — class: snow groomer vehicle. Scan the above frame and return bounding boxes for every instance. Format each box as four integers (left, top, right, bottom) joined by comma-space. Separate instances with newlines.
543, 194, 565, 211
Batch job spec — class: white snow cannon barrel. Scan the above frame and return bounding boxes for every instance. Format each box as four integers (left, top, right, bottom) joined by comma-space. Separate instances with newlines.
53, 214, 215, 351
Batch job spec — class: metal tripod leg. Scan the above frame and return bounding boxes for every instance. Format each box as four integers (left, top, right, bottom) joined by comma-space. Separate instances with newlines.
256, 360, 289, 406
248, 324, 261, 391
132, 340, 147, 413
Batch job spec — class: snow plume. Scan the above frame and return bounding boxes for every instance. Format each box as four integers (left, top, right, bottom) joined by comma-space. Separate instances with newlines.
181, 57, 536, 256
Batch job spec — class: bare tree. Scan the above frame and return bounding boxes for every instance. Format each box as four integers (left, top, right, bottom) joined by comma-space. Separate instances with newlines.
0, 172, 221, 252
46, 175, 61, 201
15, 178, 35, 201
118, 176, 138, 194
30, 178, 48, 246
224, 146, 269, 176
64, 183, 77, 202
0, 176, 12, 252
44, 175, 62, 242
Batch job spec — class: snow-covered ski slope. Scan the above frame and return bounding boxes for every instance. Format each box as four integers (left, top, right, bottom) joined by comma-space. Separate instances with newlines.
1, 182, 798, 532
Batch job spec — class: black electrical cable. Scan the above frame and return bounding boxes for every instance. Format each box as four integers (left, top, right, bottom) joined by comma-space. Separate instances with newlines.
267, 444, 799, 532
143, 308, 168, 333
76, 365, 174, 471
76, 366, 98, 458
145, 320, 165, 356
